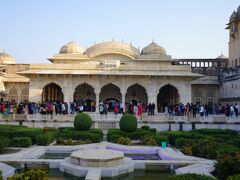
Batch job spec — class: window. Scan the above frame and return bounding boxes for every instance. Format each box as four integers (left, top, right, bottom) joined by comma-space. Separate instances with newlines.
192, 62, 196, 67
205, 62, 208, 67
235, 59, 238, 66
201, 62, 204, 67
196, 62, 200, 67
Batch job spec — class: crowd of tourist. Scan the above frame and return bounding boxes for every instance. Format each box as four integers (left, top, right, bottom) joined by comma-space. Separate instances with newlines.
164, 103, 239, 118
0, 100, 239, 118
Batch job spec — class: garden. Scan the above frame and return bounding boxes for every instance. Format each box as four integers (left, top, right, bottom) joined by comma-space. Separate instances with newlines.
0, 112, 103, 151
1, 113, 240, 179
107, 113, 240, 180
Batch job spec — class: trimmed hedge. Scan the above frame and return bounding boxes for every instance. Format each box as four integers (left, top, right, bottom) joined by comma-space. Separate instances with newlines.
36, 133, 54, 146
191, 139, 220, 159
0, 125, 42, 144
154, 134, 169, 146
166, 173, 215, 180
11, 137, 32, 147
141, 125, 150, 131
119, 113, 137, 132
0, 137, 9, 151
74, 113, 93, 131
215, 151, 240, 180
192, 129, 238, 136
107, 128, 149, 142
227, 174, 240, 180
175, 138, 195, 149
58, 128, 103, 143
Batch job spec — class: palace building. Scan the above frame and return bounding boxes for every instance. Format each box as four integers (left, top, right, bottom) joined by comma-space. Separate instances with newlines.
0, 38, 231, 113
218, 5, 240, 104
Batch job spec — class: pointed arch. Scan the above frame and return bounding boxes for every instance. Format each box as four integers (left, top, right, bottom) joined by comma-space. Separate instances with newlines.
73, 83, 96, 111
157, 84, 180, 112
99, 83, 122, 102
42, 82, 63, 102
125, 83, 148, 107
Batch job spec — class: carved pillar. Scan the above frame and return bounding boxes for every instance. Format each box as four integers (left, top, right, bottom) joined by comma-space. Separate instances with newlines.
62, 77, 73, 103
29, 80, 42, 103
95, 91, 100, 113
147, 84, 158, 114
95, 80, 100, 113
177, 82, 192, 104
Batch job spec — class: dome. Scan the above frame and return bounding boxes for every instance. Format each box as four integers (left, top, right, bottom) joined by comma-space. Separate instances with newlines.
0, 51, 15, 64
216, 53, 228, 59
141, 42, 166, 55
86, 41, 139, 59
59, 41, 85, 54
230, 11, 238, 21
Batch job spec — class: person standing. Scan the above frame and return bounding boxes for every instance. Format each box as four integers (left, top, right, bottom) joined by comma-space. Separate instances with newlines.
199, 105, 204, 117
234, 103, 239, 118
230, 105, 234, 117
151, 103, 155, 116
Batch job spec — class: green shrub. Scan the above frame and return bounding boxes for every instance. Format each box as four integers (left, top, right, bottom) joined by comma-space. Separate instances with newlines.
158, 131, 208, 147
216, 144, 240, 157
0, 137, 9, 151
107, 128, 128, 142
166, 173, 215, 180
116, 137, 131, 145
141, 136, 157, 146
11, 137, 32, 147
0, 125, 43, 144
193, 129, 238, 136
192, 139, 220, 159
182, 146, 193, 155
36, 133, 54, 146
74, 113, 93, 131
215, 151, 240, 180
154, 134, 168, 146
0, 171, 3, 180
65, 139, 73, 145
43, 127, 58, 133
74, 139, 92, 145
128, 129, 149, 140
119, 113, 137, 132
109, 134, 122, 143
59, 131, 102, 143
141, 125, 150, 131
227, 174, 240, 180
175, 138, 195, 149
56, 137, 64, 144
7, 169, 48, 180
149, 128, 157, 134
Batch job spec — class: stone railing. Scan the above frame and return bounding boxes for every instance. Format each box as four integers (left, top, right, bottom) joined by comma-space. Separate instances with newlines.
0, 113, 236, 122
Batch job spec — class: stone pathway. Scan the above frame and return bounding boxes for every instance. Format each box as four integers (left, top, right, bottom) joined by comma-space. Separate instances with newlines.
0, 162, 15, 180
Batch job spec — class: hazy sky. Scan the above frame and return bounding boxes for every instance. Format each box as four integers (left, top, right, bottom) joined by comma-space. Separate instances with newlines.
0, 0, 239, 63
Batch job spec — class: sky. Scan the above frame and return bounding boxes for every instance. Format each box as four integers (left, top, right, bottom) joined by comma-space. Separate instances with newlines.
0, 0, 239, 64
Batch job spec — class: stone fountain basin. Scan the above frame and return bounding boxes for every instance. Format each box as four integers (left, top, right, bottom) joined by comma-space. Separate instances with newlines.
70, 149, 124, 167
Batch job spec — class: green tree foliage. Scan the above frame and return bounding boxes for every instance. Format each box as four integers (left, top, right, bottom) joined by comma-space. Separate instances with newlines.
74, 113, 93, 131
7, 169, 48, 180
119, 113, 137, 132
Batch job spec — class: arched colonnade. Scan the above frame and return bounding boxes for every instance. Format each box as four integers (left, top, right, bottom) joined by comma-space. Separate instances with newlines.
41, 82, 180, 113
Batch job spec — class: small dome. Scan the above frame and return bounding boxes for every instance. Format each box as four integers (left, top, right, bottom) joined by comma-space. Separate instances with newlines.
216, 53, 228, 59
0, 51, 15, 64
59, 41, 85, 54
230, 11, 238, 21
141, 42, 166, 55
